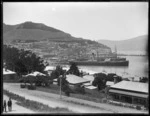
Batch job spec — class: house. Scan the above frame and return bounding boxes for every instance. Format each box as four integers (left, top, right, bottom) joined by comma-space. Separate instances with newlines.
52, 74, 90, 86
82, 75, 97, 90
66, 74, 90, 86
26, 71, 46, 77
3, 68, 17, 82
108, 81, 148, 107
44, 66, 56, 75
83, 75, 95, 84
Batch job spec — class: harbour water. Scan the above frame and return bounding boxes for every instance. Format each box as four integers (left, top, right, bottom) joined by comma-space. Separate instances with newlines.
78, 56, 149, 78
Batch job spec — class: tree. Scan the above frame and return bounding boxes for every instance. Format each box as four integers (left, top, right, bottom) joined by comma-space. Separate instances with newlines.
92, 73, 107, 91
139, 77, 148, 83
106, 73, 116, 82
50, 65, 65, 80
106, 73, 122, 83
67, 63, 80, 76
3, 45, 46, 75
57, 74, 72, 96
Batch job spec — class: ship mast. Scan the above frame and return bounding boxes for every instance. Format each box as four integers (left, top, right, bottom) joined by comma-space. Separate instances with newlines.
115, 45, 117, 58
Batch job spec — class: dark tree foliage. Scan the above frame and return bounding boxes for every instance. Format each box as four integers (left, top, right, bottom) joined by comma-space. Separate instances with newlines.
106, 73, 122, 83
67, 63, 80, 76
106, 73, 116, 81
139, 77, 148, 83
3, 45, 45, 75
57, 75, 72, 95
50, 65, 65, 80
92, 73, 107, 91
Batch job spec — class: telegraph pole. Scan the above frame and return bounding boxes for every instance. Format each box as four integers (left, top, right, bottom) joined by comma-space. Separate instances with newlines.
60, 75, 62, 99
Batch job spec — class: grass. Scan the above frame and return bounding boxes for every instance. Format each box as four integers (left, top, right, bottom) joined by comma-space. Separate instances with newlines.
36, 84, 106, 103
3, 89, 73, 113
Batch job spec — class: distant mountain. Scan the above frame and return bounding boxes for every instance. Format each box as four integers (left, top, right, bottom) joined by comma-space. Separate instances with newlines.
98, 35, 148, 54
3, 21, 109, 50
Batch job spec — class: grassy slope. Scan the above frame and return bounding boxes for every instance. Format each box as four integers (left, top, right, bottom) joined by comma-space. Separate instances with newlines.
36, 84, 106, 103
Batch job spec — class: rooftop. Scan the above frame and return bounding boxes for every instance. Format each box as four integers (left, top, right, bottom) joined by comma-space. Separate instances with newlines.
26, 71, 46, 76
110, 81, 148, 93
83, 75, 95, 83
3, 68, 16, 75
44, 66, 55, 71
66, 74, 90, 85
85, 85, 97, 90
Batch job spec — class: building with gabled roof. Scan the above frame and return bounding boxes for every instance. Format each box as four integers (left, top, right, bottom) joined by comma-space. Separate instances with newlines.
108, 81, 148, 107
66, 74, 90, 85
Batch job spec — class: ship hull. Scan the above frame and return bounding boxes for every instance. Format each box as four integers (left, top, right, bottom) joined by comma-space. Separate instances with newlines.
69, 60, 129, 66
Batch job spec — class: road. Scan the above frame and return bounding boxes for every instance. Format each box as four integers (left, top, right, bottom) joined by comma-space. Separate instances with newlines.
3, 83, 148, 114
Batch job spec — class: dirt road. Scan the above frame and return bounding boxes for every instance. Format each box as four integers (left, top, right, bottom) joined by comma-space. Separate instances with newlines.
3, 83, 148, 114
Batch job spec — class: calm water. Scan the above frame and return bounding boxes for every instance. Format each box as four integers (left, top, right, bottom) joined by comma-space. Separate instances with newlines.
78, 56, 149, 78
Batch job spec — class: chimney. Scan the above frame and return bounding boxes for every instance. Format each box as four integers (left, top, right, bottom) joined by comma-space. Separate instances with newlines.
114, 77, 117, 84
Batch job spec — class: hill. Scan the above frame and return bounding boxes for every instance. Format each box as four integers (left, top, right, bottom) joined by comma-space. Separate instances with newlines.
3, 21, 79, 43
3, 21, 110, 49
98, 35, 148, 55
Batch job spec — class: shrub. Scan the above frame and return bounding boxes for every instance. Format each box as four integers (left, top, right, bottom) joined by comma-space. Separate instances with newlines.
102, 99, 107, 103
27, 85, 36, 90
20, 84, 26, 88
74, 87, 85, 94
136, 105, 141, 110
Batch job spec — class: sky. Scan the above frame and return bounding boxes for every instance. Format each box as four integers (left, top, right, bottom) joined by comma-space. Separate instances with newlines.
3, 2, 148, 41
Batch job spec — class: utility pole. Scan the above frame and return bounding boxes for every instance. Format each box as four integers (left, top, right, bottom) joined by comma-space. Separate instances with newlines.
60, 75, 62, 99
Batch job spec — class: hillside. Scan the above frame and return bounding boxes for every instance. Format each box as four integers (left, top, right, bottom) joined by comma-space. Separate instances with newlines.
98, 35, 148, 54
3, 22, 79, 43
3, 21, 109, 49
